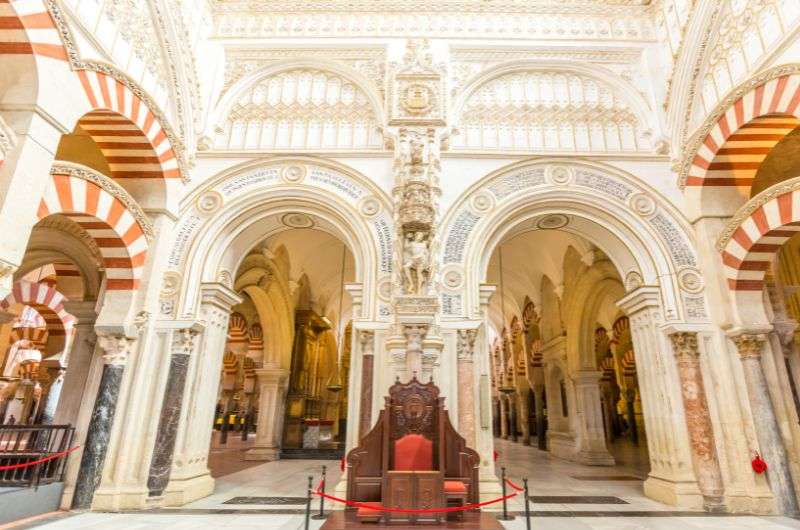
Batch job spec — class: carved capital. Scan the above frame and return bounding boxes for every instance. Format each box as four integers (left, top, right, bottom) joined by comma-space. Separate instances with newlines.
457, 329, 477, 362
172, 328, 199, 357
732, 333, 767, 360
98, 334, 135, 366
670, 332, 700, 363
359, 330, 375, 357
403, 323, 428, 354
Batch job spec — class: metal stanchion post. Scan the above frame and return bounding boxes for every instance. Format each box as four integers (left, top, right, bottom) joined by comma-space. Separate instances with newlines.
305, 475, 313, 530
523, 477, 531, 530
497, 466, 514, 520
312, 465, 327, 520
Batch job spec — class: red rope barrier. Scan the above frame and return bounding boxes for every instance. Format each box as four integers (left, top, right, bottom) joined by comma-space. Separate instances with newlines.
316, 479, 325, 493
313, 488, 520, 514
0, 446, 81, 471
505, 478, 524, 492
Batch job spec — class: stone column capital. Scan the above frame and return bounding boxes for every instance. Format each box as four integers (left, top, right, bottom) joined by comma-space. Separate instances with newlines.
616, 286, 660, 316
98, 334, 136, 366
171, 327, 200, 356
457, 329, 478, 362
254, 367, 290, 386
200, 282, 243, 311
732, 333, 767, 360
572, 370, 603, 385
358, 329, 375, 356
669, 331, 699, 362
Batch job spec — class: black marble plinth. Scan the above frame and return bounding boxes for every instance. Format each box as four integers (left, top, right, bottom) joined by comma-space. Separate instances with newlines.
71, 364, 125, 509
147, 353, 190, 497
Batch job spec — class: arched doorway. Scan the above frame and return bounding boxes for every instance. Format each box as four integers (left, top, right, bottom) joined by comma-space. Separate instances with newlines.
441, 159, 722, 510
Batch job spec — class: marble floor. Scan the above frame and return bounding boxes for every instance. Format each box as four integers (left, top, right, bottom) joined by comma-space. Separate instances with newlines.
10, 438, 800, 529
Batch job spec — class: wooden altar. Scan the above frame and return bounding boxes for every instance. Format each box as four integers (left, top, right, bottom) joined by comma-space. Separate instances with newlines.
341, 376, 481, 526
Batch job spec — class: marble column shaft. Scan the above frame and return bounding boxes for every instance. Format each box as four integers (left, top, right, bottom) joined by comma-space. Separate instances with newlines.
246, 368, 289, 460
669, 332, 725, 511
71, 336, 131, 510
148, 328, 196, 496
358, 331, 375, 439
534, 385, 547, 450
573, 371, 615, 465
733, 333, 799, 515
39, 370, 65, 425
457, 329, 478, 446
499, 395, 509, 439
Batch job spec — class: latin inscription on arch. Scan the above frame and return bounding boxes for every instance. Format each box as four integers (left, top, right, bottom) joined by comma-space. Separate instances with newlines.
373, 216, 393, 273
309, 167, 364, 200
444, 210, 481, 264
649, 212, 696, 267
220, 167, 280, 196
168, 214, 202, 267
487, 168, 545, 199
574, 170, 632, 201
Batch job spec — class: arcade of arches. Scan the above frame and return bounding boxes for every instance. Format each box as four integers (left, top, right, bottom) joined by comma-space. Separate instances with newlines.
0, 1, 800, 528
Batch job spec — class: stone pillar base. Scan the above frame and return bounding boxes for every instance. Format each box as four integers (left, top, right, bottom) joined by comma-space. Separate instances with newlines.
576, 449, 615, 466
244, 446, 280, 461
478, 474, 503, 504
163, 473, 215, 507
91, 486, 149, 511
643, 475, 703, 509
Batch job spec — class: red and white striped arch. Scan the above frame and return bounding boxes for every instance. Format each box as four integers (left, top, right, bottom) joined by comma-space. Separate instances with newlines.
0, 0, 67, 61
685, 74, 800, 189
248, 323, 263, 356
721, 190, 800, 291
1, 281, 76, 335
37, 172, 148, 291
227, 312, 249, 347
76, 70, 180, 180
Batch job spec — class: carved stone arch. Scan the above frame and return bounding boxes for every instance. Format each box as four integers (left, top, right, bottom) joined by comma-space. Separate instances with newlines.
451, 61, 656, 152
440, 158, 704, 323
210, 58, 386, 151
172, 157, 392, 323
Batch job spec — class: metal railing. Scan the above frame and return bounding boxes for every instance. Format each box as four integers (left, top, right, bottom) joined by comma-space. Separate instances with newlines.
0, 424, 75, 488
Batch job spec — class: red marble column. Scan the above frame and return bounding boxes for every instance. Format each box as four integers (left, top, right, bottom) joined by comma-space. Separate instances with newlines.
358, 330, 375, 439
669, 332, 725, 512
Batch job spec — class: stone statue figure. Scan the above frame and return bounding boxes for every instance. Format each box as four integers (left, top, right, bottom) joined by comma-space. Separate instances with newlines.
402, 231, 430, 294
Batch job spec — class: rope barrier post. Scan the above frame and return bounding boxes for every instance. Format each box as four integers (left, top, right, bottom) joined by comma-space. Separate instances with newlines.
497, 466, 514, 520
305, 475, 313, 530
312, 465, 327, 520
523, 477, 531, 530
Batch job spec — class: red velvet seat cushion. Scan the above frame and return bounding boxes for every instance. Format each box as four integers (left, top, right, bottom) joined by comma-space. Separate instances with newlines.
444, 481, 467, 494
394, 434, 433, 471
356, 502, 383, 518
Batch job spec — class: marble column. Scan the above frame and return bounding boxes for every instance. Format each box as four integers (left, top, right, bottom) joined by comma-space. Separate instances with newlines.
456, 329, 478, 446
71, 334, 133, 510
669, 332, 725, 512
147, 327, 199, 497
499, 394, 509, 439
573, 371, 615, 465
518, 390, 531, 445
358, 330, 375, 439
245, 367, 290, 461
534, 384, 547, 450
732, 333, 799, 515
37, 365, 65, 425
54, 302, 98, 426
508, 393, 518, 442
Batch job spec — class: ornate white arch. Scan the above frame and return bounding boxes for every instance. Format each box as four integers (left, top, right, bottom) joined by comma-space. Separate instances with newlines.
439, 159, 706, 323
166, 157, 394, 321
450, 61, 657, 152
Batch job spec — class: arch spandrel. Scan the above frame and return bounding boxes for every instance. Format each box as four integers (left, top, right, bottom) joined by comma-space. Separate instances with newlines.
165, 157, 393, 322
439, 159, 706, 323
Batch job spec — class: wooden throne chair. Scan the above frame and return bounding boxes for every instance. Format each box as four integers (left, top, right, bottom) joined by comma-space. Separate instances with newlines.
345, 376, 480, 524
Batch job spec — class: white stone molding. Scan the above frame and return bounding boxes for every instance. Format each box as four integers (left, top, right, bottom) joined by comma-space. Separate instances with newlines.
209, 59, 386, 151
440, 158, 703, 322
0, 115, 17, 164
97, 334, 135, 366
170, 157, 392, 323
450, 61, 657, 153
